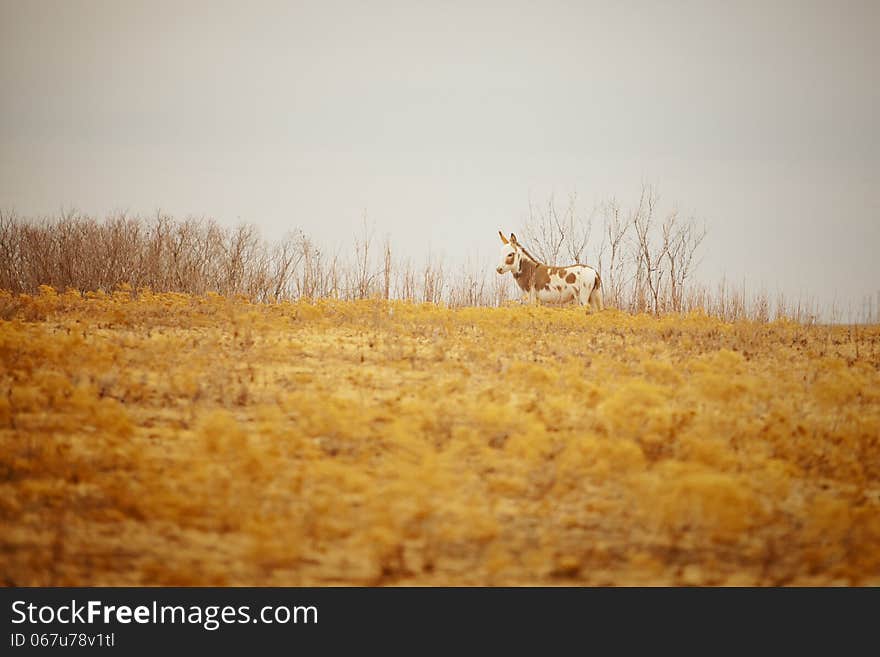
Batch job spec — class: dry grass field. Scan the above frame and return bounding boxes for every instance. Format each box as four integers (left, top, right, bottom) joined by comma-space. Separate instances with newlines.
2, 287, 879, 585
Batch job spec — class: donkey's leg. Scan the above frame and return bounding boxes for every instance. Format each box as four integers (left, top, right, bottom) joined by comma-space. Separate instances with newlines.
589, 285, 604, 312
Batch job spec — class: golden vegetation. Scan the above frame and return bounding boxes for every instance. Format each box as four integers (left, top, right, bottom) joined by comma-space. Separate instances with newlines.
2, 287, 879, 585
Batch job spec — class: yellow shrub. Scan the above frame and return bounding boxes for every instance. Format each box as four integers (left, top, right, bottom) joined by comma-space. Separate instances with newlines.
1, 292, 878, 585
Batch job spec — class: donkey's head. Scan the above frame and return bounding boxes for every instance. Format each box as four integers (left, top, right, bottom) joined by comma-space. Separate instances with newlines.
496, 231, 522, 275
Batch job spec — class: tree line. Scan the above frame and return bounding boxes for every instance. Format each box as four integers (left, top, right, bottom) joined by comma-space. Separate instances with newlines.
0, 185, 821, 321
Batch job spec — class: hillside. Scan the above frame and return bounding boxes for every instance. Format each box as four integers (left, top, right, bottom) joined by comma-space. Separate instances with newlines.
2, 288, 879, 585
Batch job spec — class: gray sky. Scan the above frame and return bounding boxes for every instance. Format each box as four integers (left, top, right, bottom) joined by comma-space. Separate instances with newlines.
1, 0, 878, 315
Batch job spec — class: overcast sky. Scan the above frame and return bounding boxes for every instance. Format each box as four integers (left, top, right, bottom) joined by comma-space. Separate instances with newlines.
1, 0, 878, 316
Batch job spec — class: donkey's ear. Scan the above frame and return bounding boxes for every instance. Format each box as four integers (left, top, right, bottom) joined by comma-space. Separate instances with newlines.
509, 233, 518, 244
498, 231, 509, 244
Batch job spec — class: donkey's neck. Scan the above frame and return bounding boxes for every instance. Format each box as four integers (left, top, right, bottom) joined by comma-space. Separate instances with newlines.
513, 256, 544, 292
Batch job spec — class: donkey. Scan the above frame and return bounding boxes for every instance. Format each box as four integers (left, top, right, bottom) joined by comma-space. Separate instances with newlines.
496, 231, 604, 311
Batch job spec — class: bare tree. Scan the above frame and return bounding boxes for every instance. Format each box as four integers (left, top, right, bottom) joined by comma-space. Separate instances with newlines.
598, 198, 631, 309
296, 234, 324, 299
396, 258, 417, 302
267, 232, 303, 301
631, 184, 667, 314
522, 194, 566, 264
223, 223, 261, 295
521, 192, 596, 267
351, 213, 376, 299
0, 209, 20, 292
662, 212, 707, 312
448, 255, 491, 307
562, 193, 595, 264
421, 253, 444, 304
382, 236, 392, 300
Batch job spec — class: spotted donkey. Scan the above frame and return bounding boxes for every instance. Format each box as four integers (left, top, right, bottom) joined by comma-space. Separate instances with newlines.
496, 231, 603, 312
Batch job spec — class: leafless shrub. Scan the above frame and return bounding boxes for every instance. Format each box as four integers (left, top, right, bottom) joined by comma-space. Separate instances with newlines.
266, 233, 304, 302
396, 258, 417, 303
0, 212, 308, 301
522, 192, 594, 266
295, 234, 335, 299
631, 185, 666, 314
382, 237, 392, 301
350, 214, 376, 300
597, 198, 630, 310
0, 204, 823, 322
421, 254, 445, 304
662, 210, 706, 312
448, 255, 493, 308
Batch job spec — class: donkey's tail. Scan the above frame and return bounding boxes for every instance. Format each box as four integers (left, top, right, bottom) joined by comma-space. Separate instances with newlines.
589, 270, 604, 311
